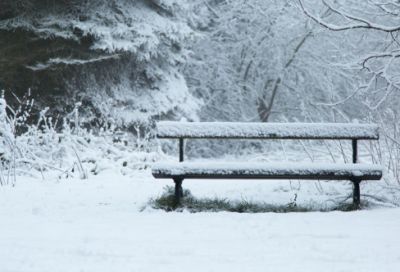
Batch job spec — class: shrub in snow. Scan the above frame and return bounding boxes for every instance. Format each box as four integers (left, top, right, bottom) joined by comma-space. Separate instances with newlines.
145, 186, 370, 213
0, 95, 165, 185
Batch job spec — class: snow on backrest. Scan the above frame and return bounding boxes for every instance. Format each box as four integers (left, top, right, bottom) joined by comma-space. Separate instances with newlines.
156, 122, 379, 140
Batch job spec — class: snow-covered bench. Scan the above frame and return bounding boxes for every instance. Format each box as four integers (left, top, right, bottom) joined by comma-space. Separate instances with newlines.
152, 122, 383, 207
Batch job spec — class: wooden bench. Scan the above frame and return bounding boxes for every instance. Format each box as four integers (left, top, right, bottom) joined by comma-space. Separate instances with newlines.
152, 122, 383, 207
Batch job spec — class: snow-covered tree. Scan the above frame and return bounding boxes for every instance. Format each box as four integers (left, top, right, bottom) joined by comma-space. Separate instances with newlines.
294, 0, 400, 181
185, 0, 354, 123
0, 0, 200, 128
297, 0, 400, 112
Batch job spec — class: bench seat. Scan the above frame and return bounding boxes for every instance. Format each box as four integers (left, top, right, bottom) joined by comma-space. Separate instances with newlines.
152, 162, 383, 180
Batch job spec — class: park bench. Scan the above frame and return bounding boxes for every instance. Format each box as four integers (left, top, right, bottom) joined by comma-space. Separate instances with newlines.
152, 122, 383, 207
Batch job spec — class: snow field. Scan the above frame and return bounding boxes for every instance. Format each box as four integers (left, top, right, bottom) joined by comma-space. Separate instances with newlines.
1, 169, 400, 272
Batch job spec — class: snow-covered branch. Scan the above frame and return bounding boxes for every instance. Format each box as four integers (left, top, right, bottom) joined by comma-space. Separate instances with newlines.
298, 0, 400, 32
296, 0, 400, 111
26, 55, 121, 71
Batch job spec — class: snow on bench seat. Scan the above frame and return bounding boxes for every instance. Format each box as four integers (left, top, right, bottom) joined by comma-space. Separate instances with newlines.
156, 122, 379, 140
152, 162, 383, 180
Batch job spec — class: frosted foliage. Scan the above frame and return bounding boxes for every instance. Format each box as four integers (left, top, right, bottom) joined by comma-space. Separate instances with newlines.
1, 0, 195, 59
0, 99, 6, 117
185, 0, 353, 123
87, 69, 201, 125
297, 0, 400, 112
0, 0, 200, 125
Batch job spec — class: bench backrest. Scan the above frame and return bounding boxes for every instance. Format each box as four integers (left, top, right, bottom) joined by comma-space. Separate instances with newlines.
156, 122, 379, 140
156, 122, 379, 163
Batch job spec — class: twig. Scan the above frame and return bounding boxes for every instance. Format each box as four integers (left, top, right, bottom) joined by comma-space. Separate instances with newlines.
72, 146, 87, 179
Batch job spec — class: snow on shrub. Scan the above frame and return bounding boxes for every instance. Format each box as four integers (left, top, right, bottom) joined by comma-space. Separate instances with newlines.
0, 94, 163, 185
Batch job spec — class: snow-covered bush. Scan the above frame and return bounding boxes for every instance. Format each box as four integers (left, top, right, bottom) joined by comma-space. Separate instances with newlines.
0, 94, 164, 185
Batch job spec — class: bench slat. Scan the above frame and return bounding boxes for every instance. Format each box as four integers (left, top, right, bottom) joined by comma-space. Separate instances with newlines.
152, 162, 383, 180
157, 122, 379, 140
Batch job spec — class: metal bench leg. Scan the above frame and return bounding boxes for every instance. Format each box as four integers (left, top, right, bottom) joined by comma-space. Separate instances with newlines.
173, 177, 184, 207
352, 140, 361, 206
352, 178, 361, 205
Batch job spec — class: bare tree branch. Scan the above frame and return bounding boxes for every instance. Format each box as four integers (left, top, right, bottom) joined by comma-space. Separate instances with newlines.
297, 0, 400, 32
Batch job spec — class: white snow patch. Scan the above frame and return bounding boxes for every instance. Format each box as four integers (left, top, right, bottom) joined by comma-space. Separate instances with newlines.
0, 172, 399, 272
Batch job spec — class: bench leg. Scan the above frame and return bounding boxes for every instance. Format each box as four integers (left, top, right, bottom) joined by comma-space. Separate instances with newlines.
173, 177, 184, 207
352, 179, 361, 205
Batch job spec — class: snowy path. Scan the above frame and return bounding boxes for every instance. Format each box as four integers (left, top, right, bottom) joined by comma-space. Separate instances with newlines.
1, 170, 399, 272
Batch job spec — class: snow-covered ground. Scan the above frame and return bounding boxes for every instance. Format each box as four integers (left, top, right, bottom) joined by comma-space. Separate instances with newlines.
1, 168, 400, 272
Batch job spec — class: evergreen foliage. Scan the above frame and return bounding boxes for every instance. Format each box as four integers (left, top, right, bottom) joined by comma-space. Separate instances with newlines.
0, 0, 200, 129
